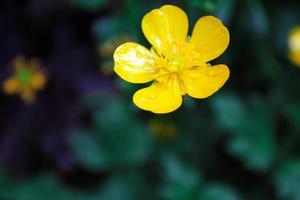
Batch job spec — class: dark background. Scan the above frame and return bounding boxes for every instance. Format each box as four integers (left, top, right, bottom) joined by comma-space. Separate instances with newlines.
0, 0, 300, 199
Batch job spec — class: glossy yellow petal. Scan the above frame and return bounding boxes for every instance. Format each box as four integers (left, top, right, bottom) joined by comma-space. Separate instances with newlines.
133, 76, 182, 114
190, 16, 229, 62
142, 5, 188, 54
181, 64, 229, 99
114, 42, 156, 83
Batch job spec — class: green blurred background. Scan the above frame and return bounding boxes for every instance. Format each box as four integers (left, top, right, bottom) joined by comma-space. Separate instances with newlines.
1, 0, 300, 199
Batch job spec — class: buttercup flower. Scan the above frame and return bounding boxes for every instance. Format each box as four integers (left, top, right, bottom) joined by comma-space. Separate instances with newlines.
113, 5, 230, 114
288, 26, 300, 67
2, 56, 47, 104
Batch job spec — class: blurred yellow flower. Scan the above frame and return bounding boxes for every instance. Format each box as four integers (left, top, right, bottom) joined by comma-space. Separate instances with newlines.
113, 5, 230, 114
2, 56, 47, 104
288, 26, 300, 67
149, 120, 177, 140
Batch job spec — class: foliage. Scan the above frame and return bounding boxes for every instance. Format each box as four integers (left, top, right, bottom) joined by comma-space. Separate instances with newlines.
1, 0, 300, 200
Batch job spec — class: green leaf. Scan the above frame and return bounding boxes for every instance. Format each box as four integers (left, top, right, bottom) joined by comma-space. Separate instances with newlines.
284, 104, 300, 130
69, 132, 107, 170
98, 174, 146, 200
0, 169, 13, 199
93, 15, 130, 43
70, 97, 153, 170
189, 0, 219, 12
160, 152, 201, 200
247, 0, 269, 35
211, 95, 276, 170
211, 94, 246, 131
198, 183, 240, 200
12, 174, 80, 200
214, 0, 236, 24
273, 159, 300, 200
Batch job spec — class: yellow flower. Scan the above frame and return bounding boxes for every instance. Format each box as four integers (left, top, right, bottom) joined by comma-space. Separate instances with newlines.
149, 120, 177, 140
2, 56, 47, 104
113, 5, 230, 114
288, 26, 300, 67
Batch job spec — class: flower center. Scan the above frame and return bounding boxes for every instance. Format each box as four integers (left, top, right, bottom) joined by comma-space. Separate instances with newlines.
17, 67, 33, 86
153, 41, 201, 75
168, 58, 184, 72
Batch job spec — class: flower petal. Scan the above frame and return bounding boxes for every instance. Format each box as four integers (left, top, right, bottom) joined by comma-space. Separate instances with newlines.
190, 16, 230, 62
2, 77, 19, 94
289, 51, 300, 67
20, 88, 35, 104
142, 5, 188, 54
133, 77, 183, 114
181, 64, 230, 99
289, 26, 300, 52
30, 72, 47, 90
114, 42, 156, 83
